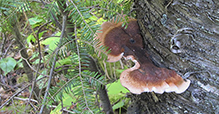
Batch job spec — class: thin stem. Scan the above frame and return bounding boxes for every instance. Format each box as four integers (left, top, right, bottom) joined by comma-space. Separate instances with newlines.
27, 18, 51, 109
75, 23, 93, 114
39, 12, 67, 114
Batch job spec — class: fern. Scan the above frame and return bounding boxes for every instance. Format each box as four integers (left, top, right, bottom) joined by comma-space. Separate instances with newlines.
47, 0, 135, 113
0, 0, 23, 32
0, 0, 134, 113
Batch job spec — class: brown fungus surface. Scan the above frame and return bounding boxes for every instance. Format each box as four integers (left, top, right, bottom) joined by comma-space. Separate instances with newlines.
96, 17, 190, 94
95, 18, 142, 62
120, 55, 190, 94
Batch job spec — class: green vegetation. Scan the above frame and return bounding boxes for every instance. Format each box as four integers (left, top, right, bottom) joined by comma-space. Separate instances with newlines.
0, 0, 135, 113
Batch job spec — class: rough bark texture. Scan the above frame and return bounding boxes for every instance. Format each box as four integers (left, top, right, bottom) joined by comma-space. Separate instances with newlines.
127, 0, 219, 113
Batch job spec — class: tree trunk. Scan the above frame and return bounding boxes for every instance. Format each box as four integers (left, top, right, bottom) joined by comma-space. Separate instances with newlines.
127, 0, 219, 113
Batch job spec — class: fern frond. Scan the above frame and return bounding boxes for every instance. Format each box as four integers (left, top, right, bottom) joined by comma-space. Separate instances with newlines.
48, 0, 134, 113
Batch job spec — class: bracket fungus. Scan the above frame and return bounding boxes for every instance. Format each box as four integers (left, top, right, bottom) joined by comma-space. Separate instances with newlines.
121, 50, 190, 94
95, 17, 190, 94
95, 18, 142, 62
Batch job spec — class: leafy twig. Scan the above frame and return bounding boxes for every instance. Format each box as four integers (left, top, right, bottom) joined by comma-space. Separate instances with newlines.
27, 19, 52, 107
70, 0, 95, 35
44, 74, 80, 106
49, 105, 76, 113
75, 21, 94, 114
39, 10, 67, 114
18, 48, 49, 77
39, 0, 62, 30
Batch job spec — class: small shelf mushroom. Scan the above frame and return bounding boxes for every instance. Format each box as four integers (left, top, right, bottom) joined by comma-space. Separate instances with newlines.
95, 17, 142, 62
120, 54, 190, 94
95, 16, 190, 94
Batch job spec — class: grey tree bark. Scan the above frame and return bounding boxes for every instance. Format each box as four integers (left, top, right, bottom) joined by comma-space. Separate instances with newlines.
127, 0, 219, 113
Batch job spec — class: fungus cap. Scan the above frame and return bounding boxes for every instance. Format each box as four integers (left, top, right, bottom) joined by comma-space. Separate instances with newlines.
95, 17, 142, 62
120, 55, 191, 94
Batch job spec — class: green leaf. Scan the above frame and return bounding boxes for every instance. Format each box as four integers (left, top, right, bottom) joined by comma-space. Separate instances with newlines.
0, 57, 17, 75
107, 79, 129, 95
116, 69, 125, 74
17, 3, 31, 12
41, 37, 59, 51
36, 69, 48, 89
50, 91, 77, 114
112, 100, 124, 110
107, 79, 129, 110
39, 30, 47, 39
55, 56, 73, 68
28, 17, 43, 25
26, 33, 35, 44
41, 32, 61, 52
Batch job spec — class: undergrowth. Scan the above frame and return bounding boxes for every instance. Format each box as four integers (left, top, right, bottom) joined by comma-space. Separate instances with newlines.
0, 0, 135, 113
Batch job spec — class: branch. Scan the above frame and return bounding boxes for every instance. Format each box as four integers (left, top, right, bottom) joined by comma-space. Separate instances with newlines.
11, 19, 33, 82
0, 95, 39, 104
49, 105, 75, 113
98, 85, 114, 114
39, 0, 62, 29
39, 10, 67, 114
86, 56, 113, 114
75, 20, 94, 113
27, 20, 52, 108
0, 76, 47, 109
0, 84, 30, 109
